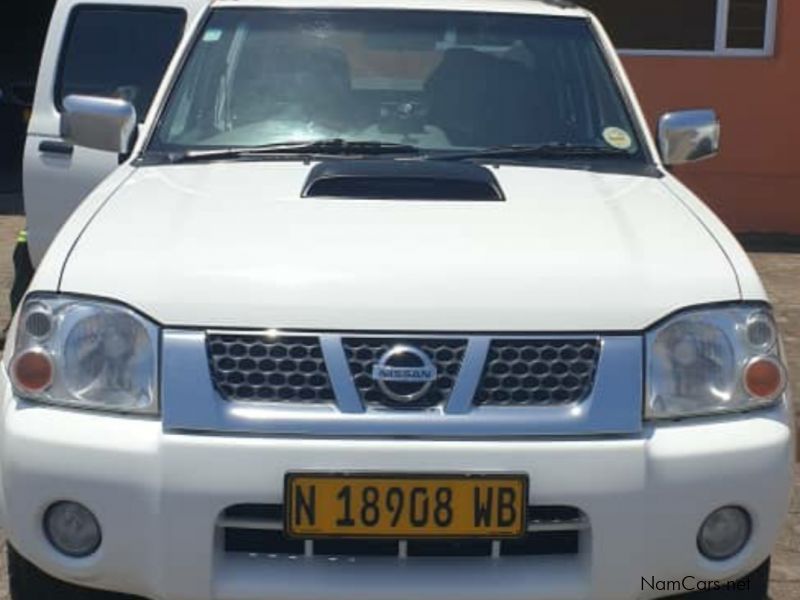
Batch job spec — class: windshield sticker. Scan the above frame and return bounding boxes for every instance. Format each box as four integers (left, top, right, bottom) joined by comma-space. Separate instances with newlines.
203, 29, 223, 43
603, 127, 633, 150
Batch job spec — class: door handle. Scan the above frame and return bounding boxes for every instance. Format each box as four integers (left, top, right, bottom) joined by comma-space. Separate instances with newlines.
39, 141, 74, 156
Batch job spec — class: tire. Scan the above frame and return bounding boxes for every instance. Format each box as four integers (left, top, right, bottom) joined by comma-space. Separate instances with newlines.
7, 546, 143, 600
9, 238, 33, 315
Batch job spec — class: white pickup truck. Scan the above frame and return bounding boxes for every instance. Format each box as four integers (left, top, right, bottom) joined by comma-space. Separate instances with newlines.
2, 1, 795, 599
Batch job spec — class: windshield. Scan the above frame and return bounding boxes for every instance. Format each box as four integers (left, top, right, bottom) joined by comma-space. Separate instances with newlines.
149, 9, 645, 161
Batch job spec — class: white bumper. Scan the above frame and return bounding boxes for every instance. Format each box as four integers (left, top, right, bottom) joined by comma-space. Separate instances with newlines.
0, 389, 793, 600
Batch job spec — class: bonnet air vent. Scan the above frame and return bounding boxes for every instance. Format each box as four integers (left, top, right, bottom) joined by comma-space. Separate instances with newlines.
302, 160, 505, 201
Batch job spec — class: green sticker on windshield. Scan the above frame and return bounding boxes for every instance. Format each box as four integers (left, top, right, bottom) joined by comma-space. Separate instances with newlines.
603, 127, 633, 150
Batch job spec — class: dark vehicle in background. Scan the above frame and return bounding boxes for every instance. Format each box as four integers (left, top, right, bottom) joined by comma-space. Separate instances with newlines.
0, 0, 54, 207
0, 81, 34, 199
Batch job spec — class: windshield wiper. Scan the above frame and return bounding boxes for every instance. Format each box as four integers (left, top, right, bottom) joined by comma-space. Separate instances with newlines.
158, 139, 422, 164
428, 143, 632, 162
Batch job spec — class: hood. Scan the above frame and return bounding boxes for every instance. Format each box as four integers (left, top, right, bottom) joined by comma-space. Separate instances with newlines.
59, 162, 740, 331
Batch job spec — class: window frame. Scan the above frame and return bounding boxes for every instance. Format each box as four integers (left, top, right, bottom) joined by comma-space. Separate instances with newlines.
53, 3, 187, 119
614, 0, 778, 58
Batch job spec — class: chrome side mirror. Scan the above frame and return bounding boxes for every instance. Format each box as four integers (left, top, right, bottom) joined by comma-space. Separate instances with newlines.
60, 95, 137, 154
658, 109, 720, 166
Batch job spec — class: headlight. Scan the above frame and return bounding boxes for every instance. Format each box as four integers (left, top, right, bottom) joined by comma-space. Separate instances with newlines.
647, 305, 787, 419
9, 295, 159, 414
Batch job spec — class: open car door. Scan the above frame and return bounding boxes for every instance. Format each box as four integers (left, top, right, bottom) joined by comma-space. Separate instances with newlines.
23, 0, 207, 266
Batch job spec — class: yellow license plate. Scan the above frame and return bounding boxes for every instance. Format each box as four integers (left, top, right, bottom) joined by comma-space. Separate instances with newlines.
285, 474, 527, 539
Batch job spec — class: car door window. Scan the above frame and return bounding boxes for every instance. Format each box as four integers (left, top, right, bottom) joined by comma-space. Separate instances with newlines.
56, 6, 185, 122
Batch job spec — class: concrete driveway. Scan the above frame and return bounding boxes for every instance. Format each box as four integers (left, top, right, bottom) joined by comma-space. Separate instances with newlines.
0, 215, 795, 599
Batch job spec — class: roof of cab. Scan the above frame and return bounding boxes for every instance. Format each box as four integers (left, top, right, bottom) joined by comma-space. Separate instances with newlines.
211, 0, 589, 18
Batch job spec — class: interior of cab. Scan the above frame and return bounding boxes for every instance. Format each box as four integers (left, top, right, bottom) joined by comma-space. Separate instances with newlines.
154, 9, 639, 154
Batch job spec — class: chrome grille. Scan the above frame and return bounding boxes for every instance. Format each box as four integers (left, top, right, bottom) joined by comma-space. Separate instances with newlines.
476, 339, 600, 406
177, 330, 640, 437
343, 338, 468, 408
207, 334, 334, 403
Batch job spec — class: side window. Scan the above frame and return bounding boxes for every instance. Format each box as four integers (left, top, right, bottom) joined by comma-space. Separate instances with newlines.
56, 5, 186, 123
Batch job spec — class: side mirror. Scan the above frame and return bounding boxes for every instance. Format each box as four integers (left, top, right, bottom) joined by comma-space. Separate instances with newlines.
60, 95, 137, 154
657, 109, 720, 166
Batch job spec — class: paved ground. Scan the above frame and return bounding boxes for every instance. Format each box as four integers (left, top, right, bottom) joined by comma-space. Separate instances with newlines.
750, 253, 800, 600
0, 217, 795, 598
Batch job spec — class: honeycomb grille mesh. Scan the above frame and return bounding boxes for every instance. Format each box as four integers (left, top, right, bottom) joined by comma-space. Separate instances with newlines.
207, 334, 334, 403
476, 339, 600, 406
343, 338, 468, 408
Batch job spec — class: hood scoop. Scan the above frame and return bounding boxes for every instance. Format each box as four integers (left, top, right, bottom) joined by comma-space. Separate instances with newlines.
302, 159, 505, 201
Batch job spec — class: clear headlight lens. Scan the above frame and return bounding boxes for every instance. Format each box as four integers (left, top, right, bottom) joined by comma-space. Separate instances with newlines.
9, 295, 159, 414
647, 305, 787, 419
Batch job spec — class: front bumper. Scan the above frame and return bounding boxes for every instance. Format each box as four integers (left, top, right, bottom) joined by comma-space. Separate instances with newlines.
0, 390, 793, 600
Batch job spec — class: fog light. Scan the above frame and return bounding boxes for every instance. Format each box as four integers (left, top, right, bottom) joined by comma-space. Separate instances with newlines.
44, 501, 102, 558
697, 506, 751, 561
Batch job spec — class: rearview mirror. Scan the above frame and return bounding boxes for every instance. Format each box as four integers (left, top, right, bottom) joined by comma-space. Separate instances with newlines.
60, 95, 136, 154
658, 109, 720, 166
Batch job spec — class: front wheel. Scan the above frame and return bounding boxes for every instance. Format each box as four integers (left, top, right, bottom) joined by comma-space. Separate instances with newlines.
7, 546, 141, 600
